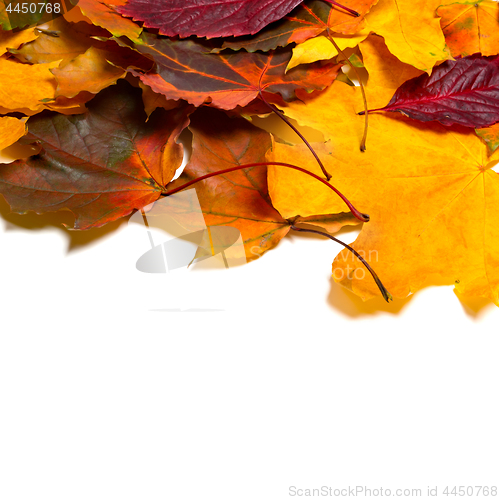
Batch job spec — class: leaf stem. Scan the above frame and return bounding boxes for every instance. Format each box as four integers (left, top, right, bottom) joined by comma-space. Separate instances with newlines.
290, 225, 392, 302
326, 29, 368, 152
258, 89, 332, 181
161, 162, 370, 222
321, 0, 360, 17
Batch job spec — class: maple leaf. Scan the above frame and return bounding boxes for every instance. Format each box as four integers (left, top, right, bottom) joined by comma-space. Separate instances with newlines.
122, 32, 341, 110
267, 81, 499, 305
359, 34, 424, 110
115, 0, 305, 38
437, 0, 499, 58
219, 0, 377, 53
363, 0, 448, 72
365, 54, 499, 128
167, 107, 291, 260
0, 80, 193, 230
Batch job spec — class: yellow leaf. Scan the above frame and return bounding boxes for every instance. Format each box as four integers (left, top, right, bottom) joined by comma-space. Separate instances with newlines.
287, 32, 369, 71
360, 34, 424, 110
52, 46, 126, 98
267, 81, 499, 305
437, 0, 499, 57
364, 0, 449, 72
0, 116, 27, 150
0, 27, 37, 56
0, 56, 59, 113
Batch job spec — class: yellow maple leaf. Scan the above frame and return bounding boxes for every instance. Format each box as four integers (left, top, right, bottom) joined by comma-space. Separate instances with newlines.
364, 0, 449, 72
437, 0, 499, 57
267, 81, 499, 305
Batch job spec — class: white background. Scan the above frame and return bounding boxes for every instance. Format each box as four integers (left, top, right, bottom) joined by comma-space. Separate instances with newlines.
0, 117, 498, 500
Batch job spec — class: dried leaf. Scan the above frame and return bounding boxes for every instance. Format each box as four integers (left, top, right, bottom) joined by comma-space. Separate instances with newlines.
437, 0, 499, 57
0, 116, 27, 150
267, 81, 499, 305
124, 32, 340, 110
476, 123, 499, 154
0, 80, 192, 229
368, 54, 499, 128
116, 0, 304, 38
169, 107, 290, 260
364, 0, 448, 72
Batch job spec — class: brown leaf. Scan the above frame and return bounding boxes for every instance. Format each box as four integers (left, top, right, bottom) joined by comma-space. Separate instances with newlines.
123, 32, 341, 110
0, 80, 193, 229
168, 107, 290, 260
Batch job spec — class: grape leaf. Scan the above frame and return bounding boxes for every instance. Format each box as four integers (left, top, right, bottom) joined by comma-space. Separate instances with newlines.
437, 0, 499, 58
115, 0, 305, 38
267, 81, 499, 305
0, 80, 193, 230
366, 54, 499, 128
124, 32, 341, 110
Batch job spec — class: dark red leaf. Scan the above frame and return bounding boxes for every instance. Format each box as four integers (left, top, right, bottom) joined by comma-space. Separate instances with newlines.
0, 80, 192, 230
115, 0, 304, 38
366, 54, 499, 128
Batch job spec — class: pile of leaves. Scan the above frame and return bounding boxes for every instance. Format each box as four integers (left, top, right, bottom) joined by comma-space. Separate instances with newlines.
1, 0, 499, 306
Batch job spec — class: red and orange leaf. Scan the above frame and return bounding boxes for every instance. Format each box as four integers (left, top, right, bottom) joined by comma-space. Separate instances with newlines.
437, 0, 499, 57
220, 0, 377, 53
125, 32, 341, 110
0, 81, 193, 230
168, 107, 290, 260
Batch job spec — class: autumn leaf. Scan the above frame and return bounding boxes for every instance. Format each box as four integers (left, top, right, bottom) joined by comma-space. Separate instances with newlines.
359, 34, 424, 110
437, 0, 499, 58
364, 0, 448, 72
0, 116, 27, 150
76, 0, 142, 42
10, 18, 109, 65
0, 80, 193, 230
167, 107, 290, 260
123, 32, 341, 110
286, 32, 369, 70
0, 25, 37, 56
476, 123, 499, 154
115, 0, 305, 38
365, 54, 499, 128
0, 56, 59, 114
219, 0, 377, 53
267, 81, 499, 305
